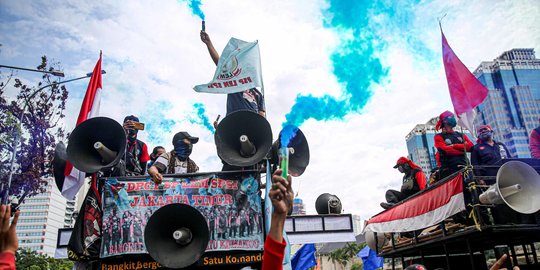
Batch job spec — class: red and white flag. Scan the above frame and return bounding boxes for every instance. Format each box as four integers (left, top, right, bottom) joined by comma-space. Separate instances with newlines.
364, 174, 465, 233
442, 29, 489, 133
62, 52, 103, 199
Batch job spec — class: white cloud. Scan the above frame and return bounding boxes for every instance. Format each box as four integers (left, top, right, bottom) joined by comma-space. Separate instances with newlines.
0, 0, 538, 224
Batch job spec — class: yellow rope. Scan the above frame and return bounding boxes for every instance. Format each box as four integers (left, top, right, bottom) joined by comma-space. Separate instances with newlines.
467, 204, 482, 231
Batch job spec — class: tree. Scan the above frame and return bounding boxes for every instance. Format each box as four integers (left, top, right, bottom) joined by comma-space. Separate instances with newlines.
0, 56, 68, 202
16, 249, 74, 270
328, 242, 366, 269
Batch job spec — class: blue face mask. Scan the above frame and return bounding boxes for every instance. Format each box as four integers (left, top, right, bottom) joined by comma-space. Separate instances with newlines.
174, 141, 192, 160
445, 117, 457, 128
479, 131, 493, 141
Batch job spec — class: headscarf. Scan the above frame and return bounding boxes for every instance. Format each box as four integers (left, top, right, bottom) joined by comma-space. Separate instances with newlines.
435, 110, 454, 131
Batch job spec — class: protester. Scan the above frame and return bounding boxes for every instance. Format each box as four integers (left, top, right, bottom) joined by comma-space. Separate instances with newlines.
200, 31, 266, 125
380, 157, 426, 209
434, 110, 473, 180
123, 115, 151, 175
147, 146, 166, 169
0, 205, 19, 270
530, 118, 540, 159
471, 125, 511, 183
148, 132, 199, 184
262, 169, 293, 270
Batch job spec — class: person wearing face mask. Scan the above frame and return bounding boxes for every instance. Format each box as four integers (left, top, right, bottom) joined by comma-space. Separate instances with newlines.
148, 131, 199, 184
380, 157, 427, 209
472, 125, 517, 225
434, 110, 474, 180
123, 115, 151, 175
471, 125, 511, 184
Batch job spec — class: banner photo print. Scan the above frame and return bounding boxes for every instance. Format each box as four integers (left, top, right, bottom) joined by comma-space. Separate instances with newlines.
100, 172, 264, 258
194, 38, 263, 94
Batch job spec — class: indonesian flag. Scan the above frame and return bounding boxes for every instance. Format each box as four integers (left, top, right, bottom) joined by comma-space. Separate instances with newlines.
194, 38, 263, 94
62, 52, 103, 200
442, 29, 489, 134
364, 174, 466, 233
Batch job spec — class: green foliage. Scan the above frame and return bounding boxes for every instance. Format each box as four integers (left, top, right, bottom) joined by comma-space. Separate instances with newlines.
15, 249, 74, 270
328, 242, 367, 268
351, 261, 363, 270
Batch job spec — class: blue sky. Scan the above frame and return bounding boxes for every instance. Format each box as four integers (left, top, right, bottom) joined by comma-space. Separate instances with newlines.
1, 0, 539, 222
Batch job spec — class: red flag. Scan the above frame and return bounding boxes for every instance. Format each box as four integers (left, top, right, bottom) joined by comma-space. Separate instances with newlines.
441, 30, 488, 133
62, 52, 103, 199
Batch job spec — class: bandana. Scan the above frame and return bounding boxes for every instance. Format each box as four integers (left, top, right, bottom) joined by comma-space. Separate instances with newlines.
436, 110, 455, 131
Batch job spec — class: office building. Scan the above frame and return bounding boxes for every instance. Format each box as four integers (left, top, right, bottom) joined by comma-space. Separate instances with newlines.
16, 177, 75, 257
292, 197, 306, 215
473, 48, 540, 157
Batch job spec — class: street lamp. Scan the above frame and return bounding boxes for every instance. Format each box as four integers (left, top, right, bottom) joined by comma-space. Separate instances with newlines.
3, 70, 106, 204
0, 64, 65, 77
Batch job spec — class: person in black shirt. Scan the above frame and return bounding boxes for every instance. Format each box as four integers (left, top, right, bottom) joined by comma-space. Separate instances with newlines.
122, 115, 151, 175
471, 125, 511, 184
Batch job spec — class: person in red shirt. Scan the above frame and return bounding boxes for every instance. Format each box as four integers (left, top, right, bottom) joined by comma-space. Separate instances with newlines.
262, 169, 293, 270
0, 204, 19, 270
434, 110, 473, 180
530, 118, 540, 159
380, 157, 427, 209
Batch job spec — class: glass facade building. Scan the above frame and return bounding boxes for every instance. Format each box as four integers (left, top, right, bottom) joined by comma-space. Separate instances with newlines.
292, 197, 306, 215
473, 48, 540, 158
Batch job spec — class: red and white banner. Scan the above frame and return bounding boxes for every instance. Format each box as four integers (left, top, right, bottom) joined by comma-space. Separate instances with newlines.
62, 52, 103, 199
364, 174, 466, 233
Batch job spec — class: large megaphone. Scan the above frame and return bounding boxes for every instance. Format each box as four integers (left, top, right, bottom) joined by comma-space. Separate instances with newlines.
365, 231, 387, 252
315, 193, 342, 214
479, 160, 540, 214
215, 110, 273, 167
66, 117, 126, 173
271, 125, 310, 177
52, 142, 68, 192
144, 203, 210, 269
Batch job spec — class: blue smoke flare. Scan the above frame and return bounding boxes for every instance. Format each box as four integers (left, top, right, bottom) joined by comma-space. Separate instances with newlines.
179, 0, 205, 20
280, 125, 299, 149
190, 102, 214, 133
140, 100, 178, 147
283, 0, 429, 128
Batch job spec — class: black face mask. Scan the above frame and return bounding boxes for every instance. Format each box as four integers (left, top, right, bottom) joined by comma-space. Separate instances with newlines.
174, 140, 193, 160
127, 129, 137, 140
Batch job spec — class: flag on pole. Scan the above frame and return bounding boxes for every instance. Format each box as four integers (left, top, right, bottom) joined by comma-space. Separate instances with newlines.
357, 246, 384, 270
291, 244, 317, 270
62, 52, 103, 199
441, 29, 489, 133
194, 37, 263, 94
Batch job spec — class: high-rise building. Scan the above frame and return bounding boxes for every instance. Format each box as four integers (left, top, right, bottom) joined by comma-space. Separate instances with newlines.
473, 48, 540, 158
292, 197, 306, 215
16, 178, 74, 257
406, 117, 471, 175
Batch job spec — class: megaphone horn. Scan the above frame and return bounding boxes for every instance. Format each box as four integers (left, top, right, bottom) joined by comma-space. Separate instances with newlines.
272, 125, 310, 176
52, 142, 67, 192
479, 160, 540, 214
67, 117, 126, 173
215, 110, 273, 167
144, 203, 209, 269
315, 193, 342, 214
